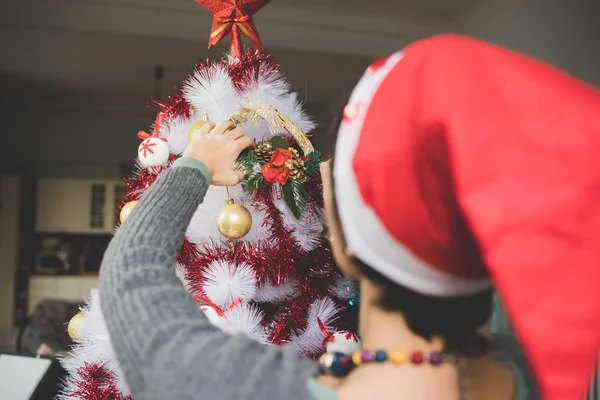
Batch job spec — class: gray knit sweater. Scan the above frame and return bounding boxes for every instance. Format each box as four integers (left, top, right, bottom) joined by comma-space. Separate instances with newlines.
99, 159, 317, 400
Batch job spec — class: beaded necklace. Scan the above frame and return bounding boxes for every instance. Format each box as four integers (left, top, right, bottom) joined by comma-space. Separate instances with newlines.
318, 349, 467, 400
318, 349, 456, 378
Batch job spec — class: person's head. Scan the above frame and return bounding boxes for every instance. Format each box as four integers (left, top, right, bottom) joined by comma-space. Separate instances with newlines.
321, 101, 492, 355
319, 35, 600, 399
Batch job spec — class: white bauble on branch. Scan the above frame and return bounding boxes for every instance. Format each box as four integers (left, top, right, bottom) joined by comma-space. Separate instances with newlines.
138, 138, 170, 167
326, 331, 361, 355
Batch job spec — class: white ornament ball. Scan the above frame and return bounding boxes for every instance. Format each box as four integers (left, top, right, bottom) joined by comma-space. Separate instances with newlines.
200, 305, 223, 326
326, 331, 361, 355
138, 137, 170, 167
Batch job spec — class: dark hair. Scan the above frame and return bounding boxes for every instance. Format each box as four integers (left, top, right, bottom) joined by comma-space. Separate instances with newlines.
328, 94, 492, 356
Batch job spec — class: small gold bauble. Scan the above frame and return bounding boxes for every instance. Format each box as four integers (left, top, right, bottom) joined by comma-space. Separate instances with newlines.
68, 312, 86, 341
216, 198, 252, 240
188, 115, 210, 142
119, 200, 138, 224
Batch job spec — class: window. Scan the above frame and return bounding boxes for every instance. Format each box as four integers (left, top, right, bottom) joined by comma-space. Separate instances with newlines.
90, 184, 105, 229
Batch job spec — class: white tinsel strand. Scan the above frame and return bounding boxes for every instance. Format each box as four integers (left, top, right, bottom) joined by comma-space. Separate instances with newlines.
159, 115, 206, 156
272, 186, 324, 252
243, 69, 316, 136
253, 280, 297, 303
243, 69, 290, 105
210, 302, 269, 344
58, 290, 130, 398
185, 186, 232, 243
293, 297, 339, 357
333, 274, 359, 300
202, 260, 258, 309
183, 65, 240, 123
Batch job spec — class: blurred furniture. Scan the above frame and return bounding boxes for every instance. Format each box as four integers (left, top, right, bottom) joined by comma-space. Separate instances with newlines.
18, 299, 79, 355
28, 275, 97, 316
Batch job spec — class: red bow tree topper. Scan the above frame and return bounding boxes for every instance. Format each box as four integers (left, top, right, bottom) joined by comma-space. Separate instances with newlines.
195, 0, 272, 57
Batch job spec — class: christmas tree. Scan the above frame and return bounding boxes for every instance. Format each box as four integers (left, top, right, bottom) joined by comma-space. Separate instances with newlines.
58, 1, 359, 399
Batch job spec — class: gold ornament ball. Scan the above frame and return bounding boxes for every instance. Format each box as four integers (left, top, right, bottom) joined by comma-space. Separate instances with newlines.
120, 200, 138, 224
216, 199, 252, 240
68, 312, 86, 341
188, 120, 209, 142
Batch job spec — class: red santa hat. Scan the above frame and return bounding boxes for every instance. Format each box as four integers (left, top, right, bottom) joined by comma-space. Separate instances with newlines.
334, 34, 600, 400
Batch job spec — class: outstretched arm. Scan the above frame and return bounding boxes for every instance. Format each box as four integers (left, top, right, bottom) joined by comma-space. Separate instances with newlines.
99, 121, 316, 400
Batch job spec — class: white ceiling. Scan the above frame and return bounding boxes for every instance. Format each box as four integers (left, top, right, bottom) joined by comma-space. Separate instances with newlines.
0, 0, 505, 111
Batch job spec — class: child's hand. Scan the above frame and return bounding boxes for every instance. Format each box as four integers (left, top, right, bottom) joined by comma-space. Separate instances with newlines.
183, 120, 254, 186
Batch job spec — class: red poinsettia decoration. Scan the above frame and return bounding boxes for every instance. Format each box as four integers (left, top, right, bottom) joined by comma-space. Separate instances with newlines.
262, 148, 293, 185
195, 0, 272, 57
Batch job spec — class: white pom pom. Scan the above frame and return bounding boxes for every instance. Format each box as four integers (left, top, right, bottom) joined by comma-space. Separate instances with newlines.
202, 260, 257, 309
183, 65, 240, 122
293, 297, 339, 357
333, 274, 358, 300
219, 302, 269, 344
326, 331, 361, 355
137, 138, 170, 167
253, 280, 297, 303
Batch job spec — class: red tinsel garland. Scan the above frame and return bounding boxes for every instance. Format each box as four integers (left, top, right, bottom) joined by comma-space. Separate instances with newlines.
184, 181, 339, 344
151, 51, 281, 120
226, 50, 280, 91
177, 237, 201, 266
68, 363, 132, 400
150, 88, 191, 122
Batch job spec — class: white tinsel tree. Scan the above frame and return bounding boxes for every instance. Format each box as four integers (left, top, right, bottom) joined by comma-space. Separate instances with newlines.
57, 2, 359, 399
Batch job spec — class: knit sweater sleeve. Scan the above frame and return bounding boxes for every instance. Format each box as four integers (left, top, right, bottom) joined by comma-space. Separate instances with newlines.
98, 161, 316, 400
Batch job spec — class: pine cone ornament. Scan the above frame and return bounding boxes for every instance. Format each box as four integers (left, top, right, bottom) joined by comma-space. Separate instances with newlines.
256, 142, 274, 164
285, 155, 308, 183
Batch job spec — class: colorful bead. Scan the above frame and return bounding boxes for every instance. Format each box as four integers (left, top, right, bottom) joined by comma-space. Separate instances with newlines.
411, 351, 425, 365
348, 293, 360, 307
361, 350, 373, 363
330, 353, 346, 377
320, 353, 334, 369
429, 352, 444, 366
341, 355, 353, 369
389, 350, 407, 365
374, 350, 388, 362
351, 351, 363, 366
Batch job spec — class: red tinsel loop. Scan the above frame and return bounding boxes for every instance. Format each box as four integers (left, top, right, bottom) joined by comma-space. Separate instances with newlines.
177, 238, 201, 266
138, 112, 167, 140
194, 294, 226, 316
227, 297, 243, 311
152, 88, 191, 121
226, 50, 280, 91
194, 295, 243, 317
317, 317, 335, 347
